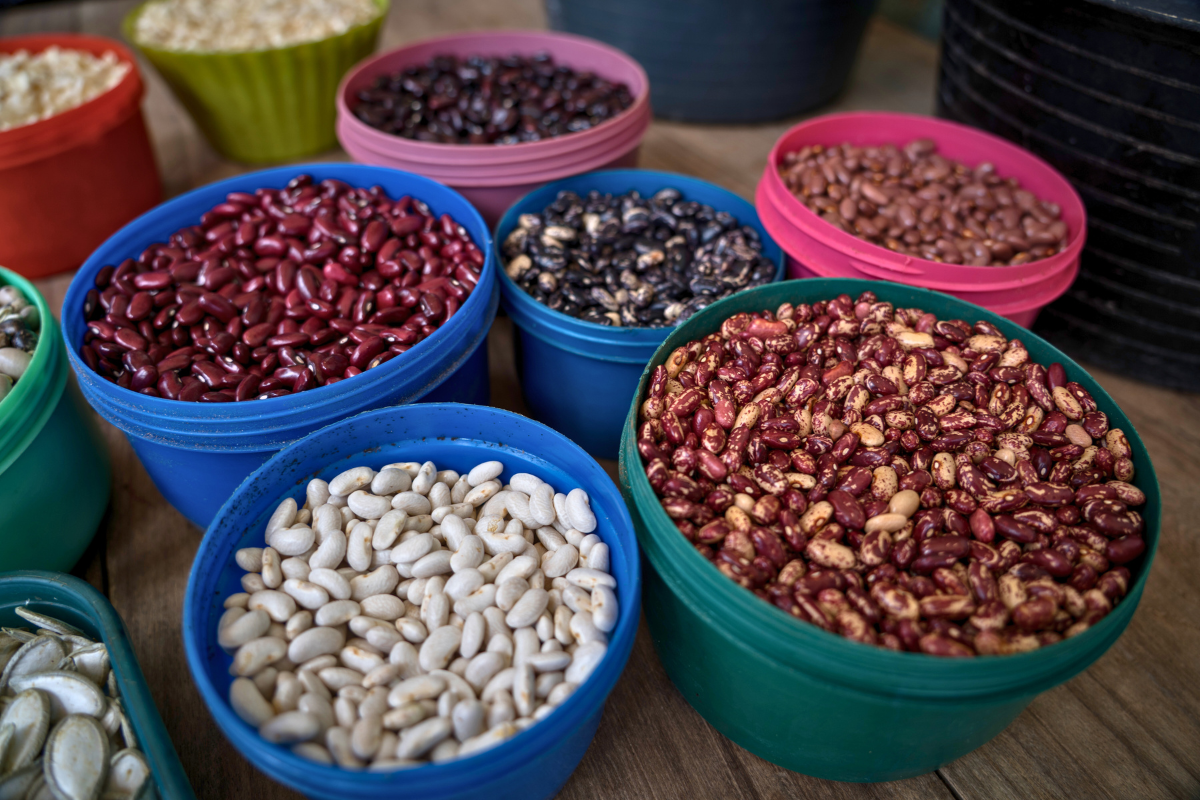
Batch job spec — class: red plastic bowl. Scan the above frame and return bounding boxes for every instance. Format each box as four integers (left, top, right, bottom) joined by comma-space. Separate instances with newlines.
337, 29, 651, 225
0, 34, 162, 278
756, 112, 1086, 324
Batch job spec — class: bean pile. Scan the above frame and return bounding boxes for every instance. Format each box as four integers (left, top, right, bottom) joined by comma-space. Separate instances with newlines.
78, 175, 484, 402
780, 141, 1069, 266
502, 189, 777, 327
637, 292, 1145, 657
352, 54, 634, 145
0, 284, 39, 402
220, 459, 618, 768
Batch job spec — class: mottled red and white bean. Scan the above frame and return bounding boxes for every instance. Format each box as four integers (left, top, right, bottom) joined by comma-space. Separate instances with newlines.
78, 174, 485, 402
637, 292, 1146, 657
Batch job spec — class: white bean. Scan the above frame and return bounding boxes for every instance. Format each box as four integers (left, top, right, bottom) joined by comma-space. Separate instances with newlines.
371, 468, 412, 496
467, 461, 504, 487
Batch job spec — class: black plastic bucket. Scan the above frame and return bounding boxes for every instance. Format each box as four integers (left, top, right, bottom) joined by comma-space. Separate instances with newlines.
546, 0, 879, 122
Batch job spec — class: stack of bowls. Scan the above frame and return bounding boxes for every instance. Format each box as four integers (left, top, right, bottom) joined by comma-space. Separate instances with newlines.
62, 164, 497, 528
185, 403, 640, 800
618, 277, 1160, 782
337, 30, 651, 226
937, 0, 1200, 390
0, 33, 161, 277
756, 112, 1087, 327
495, 169, 783, 461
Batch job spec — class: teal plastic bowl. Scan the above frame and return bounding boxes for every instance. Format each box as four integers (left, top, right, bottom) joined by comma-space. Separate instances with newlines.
0, 571, 196, 799
617, 278, 1160, 782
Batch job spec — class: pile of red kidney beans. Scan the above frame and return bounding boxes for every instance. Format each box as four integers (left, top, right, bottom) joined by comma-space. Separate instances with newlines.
79, 175, 484, 402
637, 291, 1146, 656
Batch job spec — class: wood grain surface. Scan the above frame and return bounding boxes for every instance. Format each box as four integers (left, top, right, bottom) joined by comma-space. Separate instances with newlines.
5, 1, 1198, 798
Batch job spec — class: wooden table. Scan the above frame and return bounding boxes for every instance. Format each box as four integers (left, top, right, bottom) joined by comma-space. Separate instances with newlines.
6, 1, 1199, 798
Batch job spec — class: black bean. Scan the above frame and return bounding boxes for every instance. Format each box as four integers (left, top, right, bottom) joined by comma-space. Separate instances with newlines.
353, 53, 634, 145
502, 188, 775, 328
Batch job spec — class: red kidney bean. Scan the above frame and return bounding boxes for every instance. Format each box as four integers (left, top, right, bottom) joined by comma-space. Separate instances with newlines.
79, 176, 479, 401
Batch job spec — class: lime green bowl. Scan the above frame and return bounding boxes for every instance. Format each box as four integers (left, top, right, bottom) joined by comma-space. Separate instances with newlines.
617, 278, 1160, 782
0, 267, 111, 571
124, 0, 387, 163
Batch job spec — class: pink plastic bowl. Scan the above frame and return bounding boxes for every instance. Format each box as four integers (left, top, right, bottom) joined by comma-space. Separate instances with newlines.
756, 112, 1087, 321
337, 29, 651, 225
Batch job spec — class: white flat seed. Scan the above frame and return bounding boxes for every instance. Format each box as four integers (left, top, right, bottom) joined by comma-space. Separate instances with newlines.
371, 468, 411, 496
10, 671, 105, 721
565, 641, 607, 684
0, 689, 49, 772
44, 714, 109, 800
506, 589, 549, 630
565, 568, 616, 591
266, 497, 298, 536
467, 461, 503, 487
418, 626, 461, 672
329, 466, 375, 496
565, 489, 596, 533
288, 627, 345, 665
591, 585, 619, 633
392, 492, 432, 516
106, 748, 151, 797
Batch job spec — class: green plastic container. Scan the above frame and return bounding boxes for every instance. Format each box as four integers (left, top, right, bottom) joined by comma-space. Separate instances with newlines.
617, 278, 1160, 782
0, 267, 110, 571
124, 0, 387, 163
0, 571, 196, 799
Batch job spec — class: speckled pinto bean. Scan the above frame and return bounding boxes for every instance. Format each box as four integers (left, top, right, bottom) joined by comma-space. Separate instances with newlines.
779, 141, 1069, 266
78, 174, 484, 401
638, 291, 1147, 656
220, 456, 619, 767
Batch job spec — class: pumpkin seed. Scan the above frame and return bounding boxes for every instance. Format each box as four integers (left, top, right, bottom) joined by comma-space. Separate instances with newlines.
44, 715, 109, 800
0, 689, 50, 773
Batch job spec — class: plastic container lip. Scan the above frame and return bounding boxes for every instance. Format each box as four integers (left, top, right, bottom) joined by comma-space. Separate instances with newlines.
0, 34, 143, 169
123, 0, 387, 57
0, 267, 67, 475
620, 277, 1160, 698
61, 162, 495, 435
184, 402, 641, 796
0, 571, 197, 800
495, 169, 786, 342
761, 111, 1087, 282
341, 104, 652, 184
335, 29, 650, 165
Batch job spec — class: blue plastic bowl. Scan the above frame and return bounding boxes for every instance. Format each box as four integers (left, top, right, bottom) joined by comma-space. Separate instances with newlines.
496, 169, 784, 460
0, 571, 197, 800
62, 164, 498, 528
183, 403, 641, 800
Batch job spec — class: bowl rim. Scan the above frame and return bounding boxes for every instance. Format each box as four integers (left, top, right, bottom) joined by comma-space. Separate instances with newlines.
335, 28, 650, 160
123, 0, 389, 57
618, 276, 1160, 696
759, 111, 1088, 280
183, 402, 643, 794
494, 168, 786, 340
